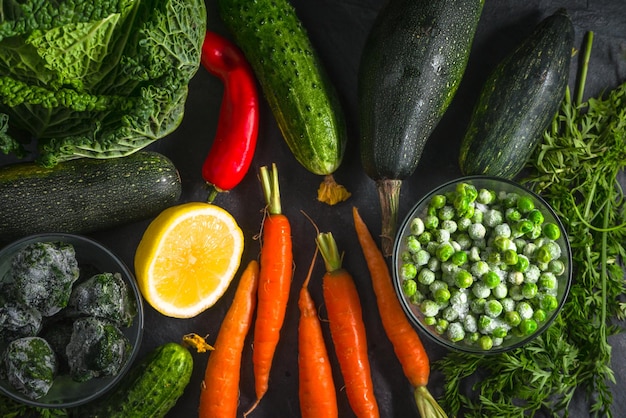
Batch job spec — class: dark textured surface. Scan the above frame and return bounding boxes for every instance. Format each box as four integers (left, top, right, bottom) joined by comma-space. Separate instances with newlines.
1, 1, 625, 416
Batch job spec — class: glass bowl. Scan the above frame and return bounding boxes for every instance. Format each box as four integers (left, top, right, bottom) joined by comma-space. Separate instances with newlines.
393, 176, 572, 354
0, 233, 144, 408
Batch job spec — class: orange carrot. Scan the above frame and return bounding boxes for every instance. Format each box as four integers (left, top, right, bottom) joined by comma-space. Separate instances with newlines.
198, 259, 259, 418
352, 207, 447, 418
316, 231, 380, 418
246, 163, 294, 415
298, 247, 339, 418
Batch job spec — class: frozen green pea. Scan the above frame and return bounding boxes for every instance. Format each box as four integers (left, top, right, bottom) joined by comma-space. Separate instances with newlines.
548, 259, 566, 276
455, 233, 472, 250
466, 332, 481, 343
471, 261, 489, 278
505, 310, 522, 327
536, 245, 553, 263
468, 246, 481, 262
494, 236, 511, 252
509, 285, 524, 301
533, 309, 547, 322
442, 306, 459, 322
457, 217, 472, 231
400, 250, 413, 263
517, 301, 534, 319
400, 263, 417, 280
402, 279, 417, 297
505, 207, 522, 222
434, 229, 450, 243
493, 326, 508, 339
405, 235, 421, 253
500, 297, 515, 312
426, 241, 439, 255
454, 270, 474, 289
527, 224, 542, 240
450, 289, 468, 306
542, 222, 561, 240
518, 318, 538, 335
492, 282, 508, 299
451, 251, 468, 266
435, 318, 449, 334
522, 242, 537, 258
522, 282, 538, 299
417, 268, 436, 285
503, 249, 518, 266
419, 300, 440, 317
484, 299, 503, 318
468, 223, 486, 240
471, 210, 484, 224
486, 250, 501, 265
434, 287, 451, 304
429, 280, 448, 294
438, 206, 456, 221
540, 294, 559, 311
478, 315, 494, 333
508, 271, 524, 286
426, 257, 440, 273
471, 281, 491, 299
463, 315, 478, 333
441, 219, 458, 234
524, 264, 541, 283
484, 209, 503, 227
470, 298, 486, 314
409, 290, 425, 305
516, 195, 535, 213
482, 271, 500, 288
436, 242, 455, 262
410, 217, 425, 235
424, 215, 439, 230
412, 249, 431, 266
502, 192, 519, 208
514, 254, 530, 272
516, 219, 534, 235
494, 223, 512, 238
430, 194, 447, 210
528, 209, 544, 225
423, 316, 436, 326
477, 188, 496, 204
417, 231, 432, 245
447, 322, 465, 342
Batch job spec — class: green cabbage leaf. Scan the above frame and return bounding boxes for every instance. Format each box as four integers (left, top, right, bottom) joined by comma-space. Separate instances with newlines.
0, 0, 206, 166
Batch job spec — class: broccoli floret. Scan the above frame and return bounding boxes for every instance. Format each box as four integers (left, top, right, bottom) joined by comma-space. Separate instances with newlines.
66, 317, 130, 382
1, 337, 57, 400
67, 272, 137, 328
11, 242, 79, 317
0, 302, 43, 342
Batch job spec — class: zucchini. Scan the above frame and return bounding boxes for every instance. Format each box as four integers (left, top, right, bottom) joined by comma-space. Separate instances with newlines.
0, 151, 181, 245
358, 0, 484, 255
217, 0, 347, 178
71, 342, 193, 418
459, 9, 574, 179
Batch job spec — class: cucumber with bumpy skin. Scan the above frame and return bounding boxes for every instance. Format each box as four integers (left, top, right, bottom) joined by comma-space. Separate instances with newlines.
0, 151, 181, 245
72, 342, 193, 418
217, 0, 347, 178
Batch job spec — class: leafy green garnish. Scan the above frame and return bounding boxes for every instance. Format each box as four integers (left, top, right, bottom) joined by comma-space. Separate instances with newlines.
437, 32, 626, 417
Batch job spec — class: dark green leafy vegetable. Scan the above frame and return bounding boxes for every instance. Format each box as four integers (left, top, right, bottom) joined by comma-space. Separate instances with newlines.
11, 242, 79, 317
0, 0, 206, 166
66, 317, 130, 382
0, 337, 57, 400
436, 32, 626, 417
67, 272, 137, 328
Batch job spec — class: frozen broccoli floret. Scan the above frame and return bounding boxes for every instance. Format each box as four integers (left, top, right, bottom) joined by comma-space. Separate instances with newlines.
1, 337, 57, 400
67, 272, 137, 328
0, 302, 43, 342
11, 241, 80, 317
66, 317, 130, 382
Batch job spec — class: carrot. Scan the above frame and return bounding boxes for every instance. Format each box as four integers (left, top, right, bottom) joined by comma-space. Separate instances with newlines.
196, 259, 259, 418
316, 231, 380, 418
298, 247, 339, 418
245, 163, 294, 415
352, 207, 448, 418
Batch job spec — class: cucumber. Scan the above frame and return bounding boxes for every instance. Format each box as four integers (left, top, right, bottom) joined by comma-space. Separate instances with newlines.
358, 0, 484, 255
71, 342, 193, 418
0, 151, 181, 245
459, 9, 574, 179
217, 0, 347, 177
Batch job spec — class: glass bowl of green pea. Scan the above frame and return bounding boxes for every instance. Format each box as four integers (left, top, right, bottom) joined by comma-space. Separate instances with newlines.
393, 176, 572, 354
0, 233, 144, 408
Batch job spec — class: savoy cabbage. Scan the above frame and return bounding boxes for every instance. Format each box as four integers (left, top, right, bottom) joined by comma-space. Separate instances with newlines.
0, 0, 206, 166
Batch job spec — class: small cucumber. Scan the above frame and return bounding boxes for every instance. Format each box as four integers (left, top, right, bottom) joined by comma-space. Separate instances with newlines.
71, 342, 193, 418
217, 0, 347, 177
0, 151, 181, 245
459, 9, 574, 179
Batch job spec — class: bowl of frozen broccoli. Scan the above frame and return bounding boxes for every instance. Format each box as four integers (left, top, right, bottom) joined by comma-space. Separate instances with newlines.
393, 176, 572, 354
0, 233, 144, 408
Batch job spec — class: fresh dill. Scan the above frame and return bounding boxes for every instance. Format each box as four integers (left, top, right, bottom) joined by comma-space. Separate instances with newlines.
436, 32, 626, 417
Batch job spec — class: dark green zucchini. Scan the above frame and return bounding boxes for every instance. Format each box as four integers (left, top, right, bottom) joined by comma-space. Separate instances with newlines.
0, 151, 181, 245
358, 0, 484, 255
459, 9, 574, 179
71, 342, 193, 418
217, 0, 347, 177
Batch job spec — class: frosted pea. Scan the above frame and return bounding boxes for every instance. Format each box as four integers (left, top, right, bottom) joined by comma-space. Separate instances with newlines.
533, 309, 547, 322
426, 257, 440, 272
471, 260, 490, 278
522, 242, 537, 258
429, 194, 447, 209
419, 300, 440, 317
429, 280, 448, 295
412, 249, 431, 266
494, 236, 511, 252
454, 269, 474, 289
471, 209, 484, 224
540, 294, 559, 311
450, 289, 468, 306
505, 310, 522, 327
516, 195, 535, 213
494, 223, 512, 238
493, 326, 508, 339
477, 188, 496, 204
455, 232, 472, 249
441, 219, 458, 234
410, 217, 425, 235
507, 271, 524, 286
516, 301, 534, 319
400, 263, 417, 280
522, 282, 538, 299
417, 268, 436, 285
484, 299, 503, 318
405, 235, 421, 253
435, 318, 449, 334
484, 209, 503, 227
500, 297, 516, 312
528, 209, 544, 225
538, 272, 558, 290
426, 241, 439, 255
479, 335, 494, 350
417, 231, 432, 245
468, 223, 486, 240
457, 217, 472, 232
409, 290, 425, 305
434, 228, 450, 243
463, 314, 478, 333
434, 287, 451, 304
468, 246, 481, 262
447, 322, 465, 342
519, 318, 538, 335
492, 282, 508, 299
402, 279, 417, 297
482, 270, 500, 289
424, 215, 439, 230
470, 298, 486, 314
514, 254, 530, 272
442, 306, 459, 322
438, 205, 456, 221
548, 259, 566, 276
436, 242, 455, 261
509, 285, 524, 301
527, 224, 542, 240
451, 251, 468, 266
505, 207, 522, 222
400, 250, 413, 263
503, 249, 518, 266
471, 281, 491, 299
543, 222, 561, 240
524, 264, 541, 284
516, 219, 534, 235
502, 192, 520, 208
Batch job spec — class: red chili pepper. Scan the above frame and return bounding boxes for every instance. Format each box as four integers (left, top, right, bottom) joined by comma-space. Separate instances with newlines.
201, 31, 259, 202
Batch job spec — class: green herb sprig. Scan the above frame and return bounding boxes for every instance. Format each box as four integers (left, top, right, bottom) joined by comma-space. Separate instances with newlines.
436, 31, 626, 417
